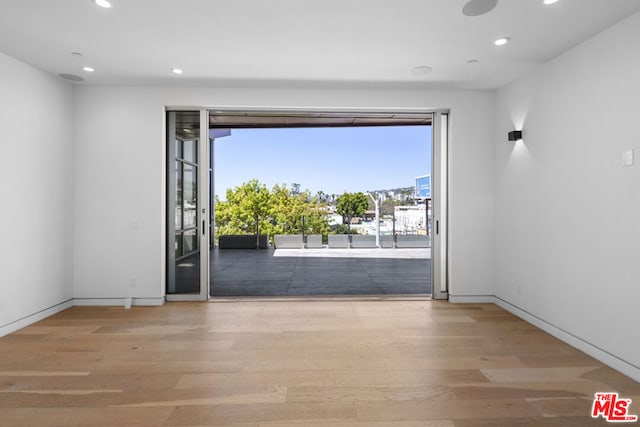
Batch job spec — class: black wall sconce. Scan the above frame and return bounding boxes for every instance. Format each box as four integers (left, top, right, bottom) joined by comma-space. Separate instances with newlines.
508, 130, 523, 141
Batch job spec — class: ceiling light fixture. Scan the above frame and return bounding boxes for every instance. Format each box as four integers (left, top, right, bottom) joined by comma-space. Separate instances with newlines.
543, 0, 559, 4
462, 0, 499, 17
93, 0, 112, 8
411, 65, 433, 75
59, 73, 85, 82
494, 37, 510, 46
171, 68, 183, 75
82, 66, 95, 72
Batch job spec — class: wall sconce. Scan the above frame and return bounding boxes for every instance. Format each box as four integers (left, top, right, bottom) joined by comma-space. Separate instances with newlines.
508, 130, 523, 141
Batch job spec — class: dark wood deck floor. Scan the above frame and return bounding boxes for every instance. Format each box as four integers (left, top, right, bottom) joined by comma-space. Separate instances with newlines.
210, 248, 431, 297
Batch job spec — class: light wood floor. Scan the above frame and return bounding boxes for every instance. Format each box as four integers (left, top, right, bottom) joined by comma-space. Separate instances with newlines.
1, 301, 638, 426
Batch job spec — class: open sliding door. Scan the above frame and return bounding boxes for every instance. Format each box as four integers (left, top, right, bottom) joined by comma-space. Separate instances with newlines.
166, 109, 210, 301
432, 111, 449, 300
165, 107, 443, 300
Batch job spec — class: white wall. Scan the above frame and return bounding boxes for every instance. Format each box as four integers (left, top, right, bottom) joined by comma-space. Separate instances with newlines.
73, 86, 495, 302
0, 53, 74, 335
495, 12, 640, 380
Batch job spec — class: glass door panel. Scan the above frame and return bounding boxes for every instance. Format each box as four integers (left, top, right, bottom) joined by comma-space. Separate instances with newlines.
166, 110, 207, 298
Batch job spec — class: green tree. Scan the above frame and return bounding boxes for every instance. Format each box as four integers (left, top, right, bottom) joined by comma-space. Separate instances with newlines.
270, 183, 330, 237
336, 192, 368, 234
215, 180, 330, 245
303, 198, 331, 237
215, 180, 271, 245
270, 183, 306, 234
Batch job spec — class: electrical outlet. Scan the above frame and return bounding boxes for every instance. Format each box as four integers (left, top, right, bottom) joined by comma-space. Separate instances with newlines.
622, 149, 634, 167
129, 278, 137, 288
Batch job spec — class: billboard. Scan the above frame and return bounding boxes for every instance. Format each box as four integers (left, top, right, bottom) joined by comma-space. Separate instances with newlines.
415, 175, 431, 199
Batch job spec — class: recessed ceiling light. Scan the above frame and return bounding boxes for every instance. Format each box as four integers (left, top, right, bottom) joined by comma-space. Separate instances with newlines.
171, 68, 184, 75
411, 66, 433, 75
82, 66, 95, 72
494, 37, 510, 46
93, 0, 112, 8
543, 0, 559, 4
59, 73, 85, 82
462, 0, 499, 17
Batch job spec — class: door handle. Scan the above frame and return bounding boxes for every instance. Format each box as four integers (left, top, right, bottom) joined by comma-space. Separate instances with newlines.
436, 220, 439, 235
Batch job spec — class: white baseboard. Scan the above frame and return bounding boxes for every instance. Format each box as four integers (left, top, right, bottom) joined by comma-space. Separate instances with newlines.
494, 297, 640, 383
0, 297, 166, 336
448, 294, 640, 382
72, 297, 165, 307
0, 299, 73, 337
448, 295, 497, 304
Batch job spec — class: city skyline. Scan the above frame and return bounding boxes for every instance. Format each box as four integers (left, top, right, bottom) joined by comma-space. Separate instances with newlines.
214, 125, 432, 200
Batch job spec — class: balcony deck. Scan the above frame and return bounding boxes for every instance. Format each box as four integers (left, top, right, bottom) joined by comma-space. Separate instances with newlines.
210, 247, 431, 297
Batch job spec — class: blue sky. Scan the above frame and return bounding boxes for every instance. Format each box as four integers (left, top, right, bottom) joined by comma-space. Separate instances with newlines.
214, 125, 431, 199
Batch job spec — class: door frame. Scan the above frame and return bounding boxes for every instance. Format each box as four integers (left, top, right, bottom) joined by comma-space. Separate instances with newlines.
164, 106, 449, 300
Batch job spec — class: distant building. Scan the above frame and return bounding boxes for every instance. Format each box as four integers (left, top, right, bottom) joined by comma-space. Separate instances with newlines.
394, 204, 430, 235
362, 210, 376, 221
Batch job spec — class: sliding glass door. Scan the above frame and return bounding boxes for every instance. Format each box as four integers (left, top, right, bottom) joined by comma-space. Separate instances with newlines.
431, 111, 449, 299
166, 110, 209, 301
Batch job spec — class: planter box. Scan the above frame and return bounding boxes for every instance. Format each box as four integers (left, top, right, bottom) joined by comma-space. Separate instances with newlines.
219, 234, 267, 249
274, 234, 304, 249
381, 235, 394, 248
351, 235, 376, 248
328, 234, 349, 248
306, 234, 322, 248
395, 235, 430, 248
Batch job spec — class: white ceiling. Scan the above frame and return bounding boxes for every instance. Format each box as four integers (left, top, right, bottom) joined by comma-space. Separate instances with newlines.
1, 0, 639, 89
